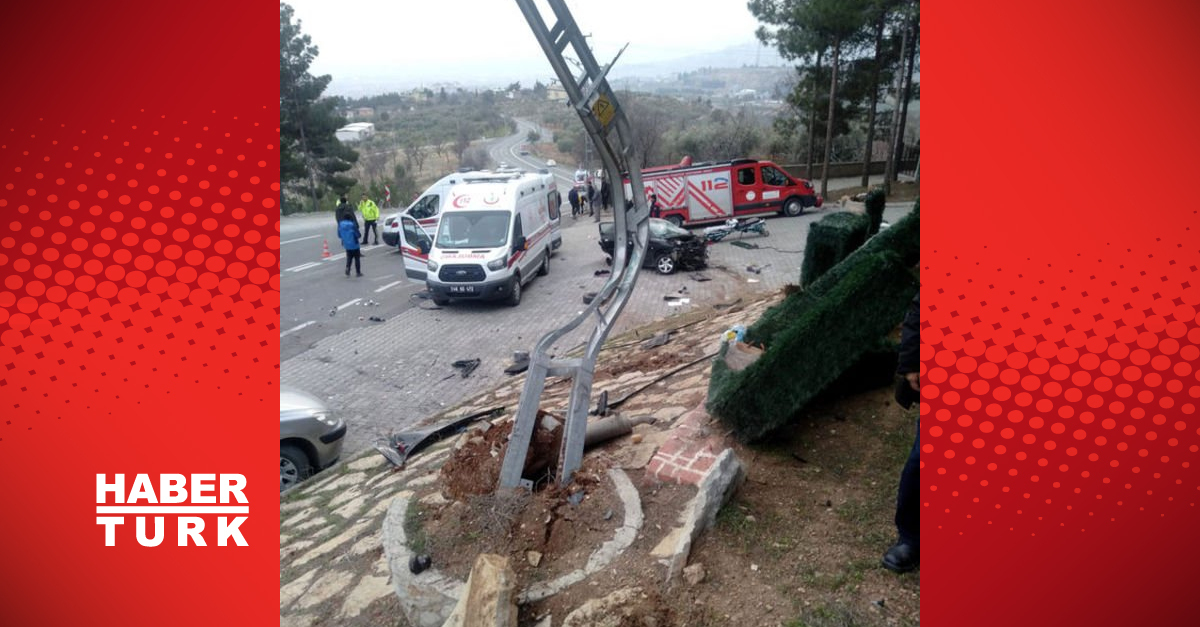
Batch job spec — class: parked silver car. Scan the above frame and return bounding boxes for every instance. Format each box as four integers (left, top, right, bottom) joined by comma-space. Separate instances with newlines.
280, 387, 346, 491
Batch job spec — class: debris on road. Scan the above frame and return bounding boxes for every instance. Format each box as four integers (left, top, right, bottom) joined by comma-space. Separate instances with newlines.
409, 554, 432, 574
583, 292, 598, 305
641, 331, 671, 349
504, 351, 530, 376
593, 269, 610, 276
730, 241, 759, 250
690, 273, 711, 282
452, 358, 481, 378
328, 307, 338, 317
374, 406, 505, 469
368, 316, 386, 322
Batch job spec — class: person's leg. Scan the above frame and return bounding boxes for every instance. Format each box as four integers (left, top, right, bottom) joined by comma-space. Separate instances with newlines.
353, 249, 362, 276
345, 251, 352, 276
883, 421, 920, 572
361, 222, 369, 245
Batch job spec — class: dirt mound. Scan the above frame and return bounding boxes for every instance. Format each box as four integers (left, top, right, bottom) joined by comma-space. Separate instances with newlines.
439, 412, 562, 500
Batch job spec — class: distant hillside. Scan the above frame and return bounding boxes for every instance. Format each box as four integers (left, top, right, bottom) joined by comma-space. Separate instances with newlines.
611, 41, 791, 81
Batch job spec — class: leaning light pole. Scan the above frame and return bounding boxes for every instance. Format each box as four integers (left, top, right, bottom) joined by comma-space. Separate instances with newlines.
498, 0, 651, 490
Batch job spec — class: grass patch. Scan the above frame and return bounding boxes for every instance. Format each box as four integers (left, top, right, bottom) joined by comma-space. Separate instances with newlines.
404, 498, 428, 554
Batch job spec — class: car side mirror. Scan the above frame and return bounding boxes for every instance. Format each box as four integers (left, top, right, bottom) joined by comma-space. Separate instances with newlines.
513, 235, 527, 251
418, 240, 431, 255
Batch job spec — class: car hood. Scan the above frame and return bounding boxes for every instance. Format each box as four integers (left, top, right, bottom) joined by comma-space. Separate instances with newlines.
280, 386, 328, 417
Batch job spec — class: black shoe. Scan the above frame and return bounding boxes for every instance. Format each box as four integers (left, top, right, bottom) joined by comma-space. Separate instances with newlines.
345, 269, 350, 277
882, 542, 919, 573
356, 272, 363, 277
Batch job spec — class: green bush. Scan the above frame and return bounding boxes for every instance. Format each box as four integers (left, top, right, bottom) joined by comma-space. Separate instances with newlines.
707, 251, 918, 441
864, 187, 886, 236
800, 212, 870, 288
749, 201, 919, 345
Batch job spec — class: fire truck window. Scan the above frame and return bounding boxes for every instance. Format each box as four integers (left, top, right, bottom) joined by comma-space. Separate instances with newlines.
761, 166, 789, 187
737, 168, 756, 185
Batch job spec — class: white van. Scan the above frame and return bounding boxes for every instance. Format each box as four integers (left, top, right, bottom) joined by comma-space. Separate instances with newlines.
388, 170, 561, 283
382, 171, 465, 249
425, 171, 559, 307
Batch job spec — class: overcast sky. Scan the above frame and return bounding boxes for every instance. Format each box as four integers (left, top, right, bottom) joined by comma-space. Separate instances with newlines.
284, 0, 767, 94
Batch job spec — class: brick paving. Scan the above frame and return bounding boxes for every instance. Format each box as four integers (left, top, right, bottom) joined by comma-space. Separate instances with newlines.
281, 203, 915, 456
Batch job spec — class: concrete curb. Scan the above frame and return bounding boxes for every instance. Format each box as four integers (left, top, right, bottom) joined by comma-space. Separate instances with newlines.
657, 448, 746, 585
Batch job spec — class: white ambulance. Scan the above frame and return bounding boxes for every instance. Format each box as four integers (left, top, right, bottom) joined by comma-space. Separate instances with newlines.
424, 171, 560, 306
391, 170, 560, 283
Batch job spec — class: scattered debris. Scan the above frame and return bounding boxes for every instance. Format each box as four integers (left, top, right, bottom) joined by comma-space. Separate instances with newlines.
641, 331, 671, 349
363, 299, 380, 306
374, 407, 505, 468
583, 292, 598, 305
526, 551, 543, 567
504, 351, 530, 376
452, 358, 481, 378
730, 241, 759, 249
683, 563, 707, 586
591, 390, 609, 416
328, 307, 338, 317
690, 273, 711, 282
409, 554, 432, 574
368, 316, 385, 322
593, 269, 610, 276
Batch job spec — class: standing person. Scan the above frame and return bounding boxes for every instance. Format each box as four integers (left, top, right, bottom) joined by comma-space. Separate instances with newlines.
883, 293, 921, 573
600, 178, 611, 211
648, 191, 662, 219
585, 181, 597, 216
338, 215, 363, 277
335, 195, 355, 226
567, 187, 581, 218
358, 191, 380, 245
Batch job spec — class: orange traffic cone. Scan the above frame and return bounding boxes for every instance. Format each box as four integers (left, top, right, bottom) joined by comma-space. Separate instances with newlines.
321, 239, 331, 259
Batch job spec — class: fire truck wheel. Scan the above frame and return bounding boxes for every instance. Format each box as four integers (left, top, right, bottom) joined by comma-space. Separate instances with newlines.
655, 254, 677, 275
666, 214, 684, 228
783, 198, 804, 217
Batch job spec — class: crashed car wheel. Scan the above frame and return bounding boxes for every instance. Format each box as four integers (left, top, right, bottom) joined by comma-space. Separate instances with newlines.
655, 254, 677, 275
280, 444, 311, 491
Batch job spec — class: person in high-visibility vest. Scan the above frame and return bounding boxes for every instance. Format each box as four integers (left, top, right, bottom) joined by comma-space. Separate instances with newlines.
358, 192, 381, 245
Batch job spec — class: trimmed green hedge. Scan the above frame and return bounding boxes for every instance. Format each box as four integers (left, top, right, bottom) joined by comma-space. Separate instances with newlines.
707, 251, 918, 441
748, 201, 919, 345
706, 200, 919, 442
800, 212, 870, 288
865, 187, 886, 236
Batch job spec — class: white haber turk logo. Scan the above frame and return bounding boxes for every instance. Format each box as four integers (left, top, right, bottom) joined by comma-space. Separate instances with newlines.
95, 474, 249, 547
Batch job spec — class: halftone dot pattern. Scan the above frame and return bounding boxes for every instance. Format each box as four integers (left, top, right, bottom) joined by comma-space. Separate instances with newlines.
0, 108, 280, 442
922, 230, 1200, 534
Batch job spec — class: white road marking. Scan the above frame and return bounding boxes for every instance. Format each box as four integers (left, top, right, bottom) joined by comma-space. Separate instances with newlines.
374, 280, 404, 293
280, 234, 321, 246
285, 262, 322, 273
280, 321, 316, 337
337, 298, 361, 311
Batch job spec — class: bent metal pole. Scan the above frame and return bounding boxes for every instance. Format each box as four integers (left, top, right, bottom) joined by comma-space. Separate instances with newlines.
499, 0, 651, 490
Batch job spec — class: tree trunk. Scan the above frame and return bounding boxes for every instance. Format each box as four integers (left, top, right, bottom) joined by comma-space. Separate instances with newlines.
806, 49, 823, 179
297, 110, 320, 214
883, 20, 909, 196
861, 14, 885, 189
819, 35, 840, 199
893, 17, 918, 181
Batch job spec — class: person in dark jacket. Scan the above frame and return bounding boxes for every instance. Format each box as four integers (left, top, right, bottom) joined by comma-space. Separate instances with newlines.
884, 293, 921, 573
335, 195, 356, 226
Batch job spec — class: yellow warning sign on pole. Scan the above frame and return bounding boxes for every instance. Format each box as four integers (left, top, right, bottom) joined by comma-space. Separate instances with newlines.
592, 94, 615, 128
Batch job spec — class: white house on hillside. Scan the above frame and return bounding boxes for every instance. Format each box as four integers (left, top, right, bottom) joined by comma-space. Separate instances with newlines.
336, 122, 375, 143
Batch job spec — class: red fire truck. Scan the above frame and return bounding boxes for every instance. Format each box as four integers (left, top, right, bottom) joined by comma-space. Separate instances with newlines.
623, 157, 822, 227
